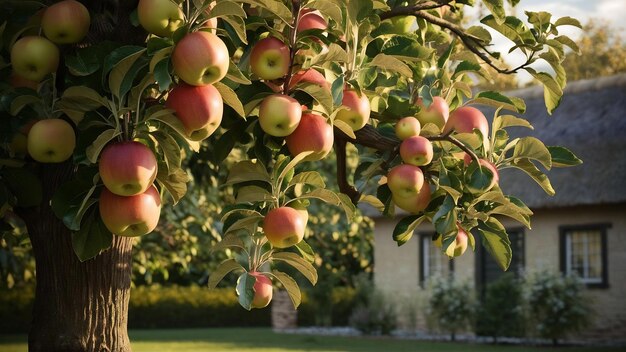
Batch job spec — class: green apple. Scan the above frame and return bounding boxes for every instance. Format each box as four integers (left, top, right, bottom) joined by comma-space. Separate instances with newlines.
10, 36, 60, 82
27, 119, 75, 163
166, 83, 223, 140
137, 0, 184, 37
395, 116, 421, 140
335, 89, 370, 131
416, 96, 449, 130
41, 0, 90, 44
387, 164, 424, 198
400, 136, 433, 166
258, 94, 302, 137
172, 31, 230, 86
249, 272, 273, 308
263, 207, 307, 248
99, 141, 158, 196
285, 113, 334, 161
250, 37, 290, 80
99, 185, 162, 237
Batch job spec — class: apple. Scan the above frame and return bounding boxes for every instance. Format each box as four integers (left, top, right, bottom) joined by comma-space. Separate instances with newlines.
400, 136, 433, 166
137, 0, 184, 37
285, 113, 334, 161
416, 96, 449, 130
386, 164, 424, 198
297, 9, 327, 32
249, 272, 273, 308
27, 119, 75, 163
289, 200, 309, 225
392, 181, 431, 214
172, 31, 230, 86
9, 72, 39, 90
463, 153, 499, 191
295, 39, 329, 64
445, 226, 469, 257
99, 185, 162, 237
41, 0, 90, 44
166, 83, 223, 140
10, 36, 60, 82
258, 94, 302, 137
395, 117, 421, 140
335, 89, 371, 131
444, 106, 489, 139
250, 37, 290, 80
288, 69, 330, 92
263, 207, 307, 248
99, 141, 158, 196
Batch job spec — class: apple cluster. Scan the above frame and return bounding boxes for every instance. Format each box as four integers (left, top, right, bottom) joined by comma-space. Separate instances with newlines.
10, 0, 91, 164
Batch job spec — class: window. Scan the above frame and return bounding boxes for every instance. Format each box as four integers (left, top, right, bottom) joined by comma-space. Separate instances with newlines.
419, 233, 453, 286
560, 224, 609, 288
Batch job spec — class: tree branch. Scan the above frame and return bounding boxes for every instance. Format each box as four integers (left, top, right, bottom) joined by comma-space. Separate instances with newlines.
333, 128, 361, 203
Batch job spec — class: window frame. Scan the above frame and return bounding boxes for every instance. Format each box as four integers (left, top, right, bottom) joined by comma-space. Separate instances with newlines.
418, 232, 454, 287
559, 223, 610, 289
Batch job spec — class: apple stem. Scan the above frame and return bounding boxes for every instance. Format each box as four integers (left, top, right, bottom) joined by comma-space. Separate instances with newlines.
282, 0, 302, 95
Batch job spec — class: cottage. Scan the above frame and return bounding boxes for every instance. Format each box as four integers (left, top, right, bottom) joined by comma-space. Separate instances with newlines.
372, 74, 626, 339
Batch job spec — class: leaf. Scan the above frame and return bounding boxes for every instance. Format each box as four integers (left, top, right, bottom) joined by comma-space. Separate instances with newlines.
1, 168, 42, 207
513, 136, 552, 170
209, 1, 247, 18
226, 60, 252, 85
241, 0, 292, 23
156, 167, 189, 204
221, 15, 248, 44
547, 146, 582, 167
104, 46, 146, 97
61, 86, 108, 108
554, 16, 582, 28
236, 185, 273, 204
369, 54, 413, 78
153, 58, 172, 91
489, 204, 531, 229
71, 207, 113, 262
208, 259, 244, 289
222, 211, 263, 235
214, 81, 245, 118
468, 91, 525, 113
276, 152, 314, 188
333, 119, 356, 139
272, 252, 318, 285
298, 188, 341, 206
288, 171, 325, 189
525, 67, 562, 115
480, 15, 534, 45
359, 194, 384, 212
236, 273, 255, 310
10, 95, 41, 116
152, 131, 182, 174
86, 129, 120, 164
554, 35, 580, 55
433, 195, 457, 236
483, 0, 506, 24
272, 270, 301, 309
478, 217, 512, 271
453, 61, 482, 78
494, 114, 533, 131
510, 158, 555, 196
296, 83, 333, 114
295, 240, 315, 263
210, 234, 245, 253
392, 215, 426, 246
224, 160, 271, 186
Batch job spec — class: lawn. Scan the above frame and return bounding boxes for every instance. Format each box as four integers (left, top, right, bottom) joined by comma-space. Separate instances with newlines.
0, 328, 622, 352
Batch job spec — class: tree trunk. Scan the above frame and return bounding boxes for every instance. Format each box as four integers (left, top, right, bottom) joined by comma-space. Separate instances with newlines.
19, 162, 134, 352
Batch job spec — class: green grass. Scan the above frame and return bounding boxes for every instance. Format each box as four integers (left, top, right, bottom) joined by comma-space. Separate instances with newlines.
0, 328, 622, 352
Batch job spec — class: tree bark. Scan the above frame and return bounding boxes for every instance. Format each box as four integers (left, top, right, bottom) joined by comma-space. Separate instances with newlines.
19, 162, 134, 352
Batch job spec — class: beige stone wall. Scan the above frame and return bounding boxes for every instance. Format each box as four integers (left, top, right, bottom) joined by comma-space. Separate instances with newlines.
373, 204, 626, 338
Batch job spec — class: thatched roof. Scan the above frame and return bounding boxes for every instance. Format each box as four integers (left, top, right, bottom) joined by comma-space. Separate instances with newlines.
498, 74, 626, 209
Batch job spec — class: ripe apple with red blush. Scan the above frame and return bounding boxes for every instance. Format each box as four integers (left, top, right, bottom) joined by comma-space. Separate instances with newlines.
99, 185, 162, 237
444, 106, 489, 140
285, 113, 334, 161
99, 141, 158, 196
249, 272, 273, 308
336, 89, 371, 131
166, 83, 223, 140
387, 164, 424, 198
263, 207, 307, 248
416, 96, 449, 130
250, 37, 290, 80
27, 119, 75, 163
258, 94, 302, 137
395, 117, 421, 140
400, 136, 433, 166
41, 0, 91, 44
172, 31, 230, 86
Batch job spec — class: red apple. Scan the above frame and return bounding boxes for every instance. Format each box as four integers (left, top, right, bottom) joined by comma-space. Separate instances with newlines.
166, 83, 223, 140
258, 94, 302, 137
41, 0, 90, 44
285, 113, 334, 161
297, 9, 327, 32
249, 271, 273, 308
27, 119, 75, 163
99, 185, 162, 237
10, 36, 60, 82
172, 31, 230, 86
392, 181, 431, 214
263, 207, 307, 248
400, 136, 433, 166
463, 153, 499, 191
137, 0, 184, 37
335, 89, 370, 131
445, 225, 469, 257
99, 141, 158, 196
288, 69, 330, 92
444, 106, 489, 139
250, 37, 290, 80
416, 96, 449, 130
395, 116, 421, 140
386, 164, 424, 198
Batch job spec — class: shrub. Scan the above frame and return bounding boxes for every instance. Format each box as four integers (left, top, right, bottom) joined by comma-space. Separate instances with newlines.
426, 276, 476, 341
475, 273, 526, 341
526, 271, 592, 345
348, 277, 397, 335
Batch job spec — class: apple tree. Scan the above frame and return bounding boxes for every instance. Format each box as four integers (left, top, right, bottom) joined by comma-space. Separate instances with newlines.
0, 0, 582, 350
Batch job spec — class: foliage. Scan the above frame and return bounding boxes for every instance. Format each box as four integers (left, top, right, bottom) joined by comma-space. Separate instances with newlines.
0, 0, 583, 316
426, 276, 476, 340
475, 273, 525, 340
348, 277, 397, 335
526, 271, 592, 345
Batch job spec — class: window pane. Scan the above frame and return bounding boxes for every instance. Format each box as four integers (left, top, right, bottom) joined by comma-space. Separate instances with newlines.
422, 235, 450, 282
566, 229, 603, 283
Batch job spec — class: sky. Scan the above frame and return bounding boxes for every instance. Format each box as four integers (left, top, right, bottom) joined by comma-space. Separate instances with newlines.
465, 0, 626, 84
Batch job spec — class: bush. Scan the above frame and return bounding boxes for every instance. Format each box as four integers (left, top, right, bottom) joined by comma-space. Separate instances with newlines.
426, 277, 476, 341
348, 277, 397, 335
0, 285, 34, 333
526, 271, 592, 345
475, 273, 526, 341
298, 286, 357, 327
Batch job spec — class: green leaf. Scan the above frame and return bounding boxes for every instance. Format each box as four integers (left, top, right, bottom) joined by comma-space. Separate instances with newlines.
236, 185, 273, 204
276, 152, 314, 189
483, 0, 506, 24
288, 171, 326, 189
494, 114, 533, 131
510, 158, 555, 195
86, 129, 120, 164
62, 86, 108, 108
271, 270, 301, 309
152, 131, 182, 174
478, 217, 512, 271
370, 54, 413, 78
236, 273, 255, 310
221, 15, 248, 44
1, 168, 42, 207
433, 195, 457, 236
525, 67, 562, 115
210, 234, 246, 253
296, 83, 334, 115
156, 167, 189, 204
547, 146, 582, 167
554, 35, 580, 55
392, 215, 426, 246
104, 46, 146, 97
554, 16, 582, 28
71, 207, 113, 262
208, 258, 244, 289
468, 91, 525, 113
240, 0, 292, 23
226, 60, 252, 85
489, 204, 531, 229
9, 94, 41, 116
453, 61, 482, 78
153, 58, 172, 91
333, 119, 356, 139
272, 252, 318, 285
295, 240, 315, 263
214, 81, 245, 118
513, 136, 552, 170
297, 188, 342, 207
209, 1, 247, 18
480, 15, 534, 45
225, 160, 271, 186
